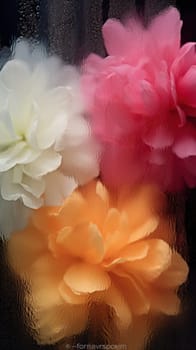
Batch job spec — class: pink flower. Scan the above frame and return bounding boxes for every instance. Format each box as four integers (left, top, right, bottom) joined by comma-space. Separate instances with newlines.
82, 6, 196, 191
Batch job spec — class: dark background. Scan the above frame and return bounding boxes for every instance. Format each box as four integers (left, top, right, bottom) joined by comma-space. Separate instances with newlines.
1, 1, 196, 349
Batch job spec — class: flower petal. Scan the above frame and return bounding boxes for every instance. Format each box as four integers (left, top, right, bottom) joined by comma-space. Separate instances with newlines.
55, 116, 90, 151
44, 171, 77, 206
128, 216, 159, 244
149, 7, 182, 63
143, 125, 174, 149
121, 186, 163, 243
1, 171, 43, 208
124, 239, 172, 281
112, 274, 150, 315
7, 226, 47, 273
59, 281, 89, 305
61, 140, 100, 185
23, 150, 62, 178
20, 174, 45, 198
148, 288, 181, 315
35, 303, 88, 345
103, 208, 121, 235
103, 284, 132, 329
173, 127, 196, 158
0, 142, 38, 172
172, 42, 196, 78
64, 263, 111, 294
30, 254, 65, 309
0, 59, 31, 90
102, 19, 132, 56
0, 110, 18, 144
36, 87, 70, 149
154, 252, 189, 288
57, 222, 104, 264
177, 65, 196, 107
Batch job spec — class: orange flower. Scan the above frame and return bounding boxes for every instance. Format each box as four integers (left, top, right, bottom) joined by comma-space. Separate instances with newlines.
7, 181, 188, 346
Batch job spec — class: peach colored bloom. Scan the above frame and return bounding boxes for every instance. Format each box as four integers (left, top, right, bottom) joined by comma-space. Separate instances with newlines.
7, 181, 188, 345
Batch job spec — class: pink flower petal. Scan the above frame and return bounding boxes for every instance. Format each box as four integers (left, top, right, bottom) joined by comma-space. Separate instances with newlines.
177, 65, 196, 107
102, 19, 133, 56
143, 125, 174, 149
173, 127, 196, 158
149, 7, 182, 63
83, 53, 105, 74
172, 42, 196, 77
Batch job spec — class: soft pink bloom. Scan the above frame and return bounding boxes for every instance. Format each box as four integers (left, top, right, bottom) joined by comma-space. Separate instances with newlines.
82, 6, 196, 191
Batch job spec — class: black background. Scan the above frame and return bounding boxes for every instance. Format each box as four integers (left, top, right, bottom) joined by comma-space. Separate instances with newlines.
1, 1, 196, 349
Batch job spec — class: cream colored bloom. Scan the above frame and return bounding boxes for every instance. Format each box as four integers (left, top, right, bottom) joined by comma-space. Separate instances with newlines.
0, 41, 99, 232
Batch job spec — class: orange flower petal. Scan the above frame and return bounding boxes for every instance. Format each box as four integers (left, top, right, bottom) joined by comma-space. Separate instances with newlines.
64, 262, 111, 294
57, 222, 104, 264
104, 214, 159, 258
148, 288, 181, 315
59, 191, 88, 226
96, 181, 109, 204
59, 281, 89, 305
22, 255, 88, 344
119, 240, 149, 262
127, 216, 159, 243
103, 283, 132, 329
111, 272, 150, 315
121, 185, 164, 230
124, 239, 172, 281
32, 205, 64, 235
29, 253, 66, 309
80, 181, 110, 228
35, 303, 88, 344
154, 252, 189, 288
150, 217, 176, 245
7, 226, 47, 274
103, 208, 121, 234
104, 241, 149, 268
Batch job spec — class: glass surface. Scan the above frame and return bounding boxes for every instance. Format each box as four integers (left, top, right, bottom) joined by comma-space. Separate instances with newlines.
0, 1, 195, 350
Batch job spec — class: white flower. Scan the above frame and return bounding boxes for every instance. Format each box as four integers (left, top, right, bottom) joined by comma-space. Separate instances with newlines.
0, 40, 100, 215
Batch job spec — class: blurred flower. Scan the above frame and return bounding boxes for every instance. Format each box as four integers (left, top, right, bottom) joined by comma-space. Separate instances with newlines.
82, 6, 196, 191
7, 181, 188, 345
0, 40, 99, 213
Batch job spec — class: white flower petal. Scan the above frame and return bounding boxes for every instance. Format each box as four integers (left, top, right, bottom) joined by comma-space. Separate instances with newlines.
0, 59, 31, 91
55, 116, 90, 151
36, 87, 70, 149
1, 180, 43, 208
0, 142, 40, 172
0, 110, 18, 145
1, 170, 43, 208
22, 192, 43, 208
12, 165, 23, 183
30, 64, 49, 97
23, 150, 62, 178
61, 141, 100, 184
0, 81, 8, 110
14, 40, 46, 67
44, 171, 77, 206
21, 174, 45, 198
0, 142, 26, 171
9, 91, 34, 134
25, 107, 39, 148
